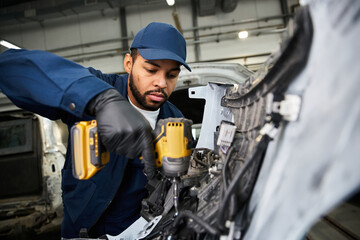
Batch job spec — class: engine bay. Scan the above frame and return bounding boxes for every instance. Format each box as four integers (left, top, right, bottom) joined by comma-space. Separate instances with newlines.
134, 6, 313, 239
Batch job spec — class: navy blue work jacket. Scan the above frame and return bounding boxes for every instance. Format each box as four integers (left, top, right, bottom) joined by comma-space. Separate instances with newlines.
0, 49, 184, 238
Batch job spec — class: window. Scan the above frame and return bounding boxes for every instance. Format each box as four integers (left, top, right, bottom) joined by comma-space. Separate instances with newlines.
0, 119, 32, 156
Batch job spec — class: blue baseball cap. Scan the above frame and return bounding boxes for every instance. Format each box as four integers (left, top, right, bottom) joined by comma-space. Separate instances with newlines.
130, 22, 191, 72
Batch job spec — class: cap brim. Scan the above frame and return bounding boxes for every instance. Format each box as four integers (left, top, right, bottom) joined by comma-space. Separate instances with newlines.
138, 48, 191, 72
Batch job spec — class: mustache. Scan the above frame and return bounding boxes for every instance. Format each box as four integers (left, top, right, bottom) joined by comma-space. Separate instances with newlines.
145, 89, 168, 99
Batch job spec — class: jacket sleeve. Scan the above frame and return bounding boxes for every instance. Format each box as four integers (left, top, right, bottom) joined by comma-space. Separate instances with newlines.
0, 49, 112, 120
87, 67, 119, 86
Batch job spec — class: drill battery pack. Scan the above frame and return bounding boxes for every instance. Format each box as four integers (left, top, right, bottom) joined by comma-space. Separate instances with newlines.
71, 120, 109, 180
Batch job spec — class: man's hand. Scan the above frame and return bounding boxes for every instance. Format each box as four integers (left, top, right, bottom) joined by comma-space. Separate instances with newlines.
87, 89, 156, 179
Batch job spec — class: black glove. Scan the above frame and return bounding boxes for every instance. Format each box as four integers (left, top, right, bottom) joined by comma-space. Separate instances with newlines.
87, 89, 156, 179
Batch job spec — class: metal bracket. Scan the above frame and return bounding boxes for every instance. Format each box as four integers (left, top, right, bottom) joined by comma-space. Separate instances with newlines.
136, 215, 162, 239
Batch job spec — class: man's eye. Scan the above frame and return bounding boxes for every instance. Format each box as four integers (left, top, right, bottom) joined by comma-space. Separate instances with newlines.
147, 69, 156, 73
168, 73, 178, 79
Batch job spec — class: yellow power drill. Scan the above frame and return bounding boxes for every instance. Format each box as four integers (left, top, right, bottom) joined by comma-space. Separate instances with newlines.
153, 118, 193, 177
71, 118, 193, 181
153, 118, 193, 215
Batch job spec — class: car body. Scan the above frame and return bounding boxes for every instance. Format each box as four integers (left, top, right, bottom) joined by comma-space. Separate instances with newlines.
0, 94, 66, 238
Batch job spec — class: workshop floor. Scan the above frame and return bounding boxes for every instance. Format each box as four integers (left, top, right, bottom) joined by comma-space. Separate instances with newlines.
305, 192, 360, 240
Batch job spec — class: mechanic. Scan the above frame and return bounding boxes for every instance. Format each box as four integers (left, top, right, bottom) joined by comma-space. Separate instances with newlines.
0, 22, 191, 238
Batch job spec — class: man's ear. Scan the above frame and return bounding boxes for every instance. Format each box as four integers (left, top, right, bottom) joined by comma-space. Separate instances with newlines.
123, 53, 132, 74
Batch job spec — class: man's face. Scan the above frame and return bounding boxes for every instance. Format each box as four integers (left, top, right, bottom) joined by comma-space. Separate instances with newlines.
125, 52, 181, 111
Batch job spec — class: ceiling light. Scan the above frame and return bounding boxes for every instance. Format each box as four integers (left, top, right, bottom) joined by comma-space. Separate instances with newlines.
166, 0, 175, 6
238, 31, 249, 39
0, 40, 21, 49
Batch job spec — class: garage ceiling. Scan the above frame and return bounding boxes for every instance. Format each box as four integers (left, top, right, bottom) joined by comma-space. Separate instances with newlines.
0, 0, 239, 25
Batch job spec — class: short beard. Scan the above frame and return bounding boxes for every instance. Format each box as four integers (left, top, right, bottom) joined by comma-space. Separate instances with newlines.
129, 70, 168, 111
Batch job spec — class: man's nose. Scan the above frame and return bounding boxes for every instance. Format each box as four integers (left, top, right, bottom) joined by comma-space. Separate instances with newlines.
154, 74, 167, 88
